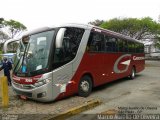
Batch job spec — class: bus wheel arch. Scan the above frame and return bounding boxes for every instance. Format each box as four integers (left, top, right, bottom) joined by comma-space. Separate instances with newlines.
78, 73, 93, 97
133, 65, 136, 72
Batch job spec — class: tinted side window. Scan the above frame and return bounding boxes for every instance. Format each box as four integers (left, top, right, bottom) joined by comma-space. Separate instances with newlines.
140, 44, 144, 53
135, 43, 140, 53
87, 32, 104, 52
128, 41, 135, 53
132, 42, 135, 53
135, 43, 138, 53
124, 40, 128, 52
118, 39, 124, 52
104, 35, 118, 52
112, 37, 118, 52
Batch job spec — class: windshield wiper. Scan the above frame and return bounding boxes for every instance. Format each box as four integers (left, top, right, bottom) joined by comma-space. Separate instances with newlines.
13, 55, 22, 73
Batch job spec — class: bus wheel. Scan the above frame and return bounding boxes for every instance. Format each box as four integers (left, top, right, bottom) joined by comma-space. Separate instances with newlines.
130, 67, 136, 79
78, 75, 92, 97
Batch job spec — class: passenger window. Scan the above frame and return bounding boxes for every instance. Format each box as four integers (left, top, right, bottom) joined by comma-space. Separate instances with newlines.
140, 44, 144, 53
87, 32, 104, 52
131, 42, 135, 53
135, 43, 140, 53
111, 38, 118, 52
53, 27, 84, 69
105, 36, 118, 52
124, 40, 128, 52
118, 39, 124, 52
128, 41, 135, 53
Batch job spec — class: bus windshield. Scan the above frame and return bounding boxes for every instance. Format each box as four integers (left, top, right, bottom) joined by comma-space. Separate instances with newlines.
14, 30, 54, 76
13, 39, 27, 68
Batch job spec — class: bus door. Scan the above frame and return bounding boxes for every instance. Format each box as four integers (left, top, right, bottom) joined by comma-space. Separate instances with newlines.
52, 27, 85, 96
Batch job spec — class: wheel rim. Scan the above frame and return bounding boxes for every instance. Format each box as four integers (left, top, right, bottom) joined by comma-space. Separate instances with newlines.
80, 80, 89, 92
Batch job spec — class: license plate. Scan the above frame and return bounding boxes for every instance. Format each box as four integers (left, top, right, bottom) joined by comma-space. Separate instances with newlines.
20, 95, 27, 100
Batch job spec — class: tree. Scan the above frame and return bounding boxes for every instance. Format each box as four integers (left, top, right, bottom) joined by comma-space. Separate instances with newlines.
0, 31, 9, 51
0, 18, 9, 50
0, 18, 9, 41
0, 18, 5, 28
88, 19, 104, 26
0, 18, 27, 52
100, 17, 160, 41
4, 19, 27, 38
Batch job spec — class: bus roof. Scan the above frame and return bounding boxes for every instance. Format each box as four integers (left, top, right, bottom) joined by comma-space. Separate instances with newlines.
0, 53, 15, 55
0, 53, 15, 57
21, 23, 143, 44
62, 23, 143, 44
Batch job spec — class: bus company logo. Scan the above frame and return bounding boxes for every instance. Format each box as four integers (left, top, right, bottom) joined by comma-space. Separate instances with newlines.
113, 54, 131, 74
133, 56, 145, 60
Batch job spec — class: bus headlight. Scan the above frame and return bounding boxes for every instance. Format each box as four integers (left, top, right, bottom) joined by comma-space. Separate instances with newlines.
34, 78, 51, 87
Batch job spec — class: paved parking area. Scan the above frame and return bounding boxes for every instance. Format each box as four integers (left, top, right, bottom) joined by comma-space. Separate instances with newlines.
0, 60, 160, 120
69, 60, 160, 119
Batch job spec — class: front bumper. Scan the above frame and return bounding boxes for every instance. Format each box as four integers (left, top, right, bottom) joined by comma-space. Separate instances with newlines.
12, 81, 58, 102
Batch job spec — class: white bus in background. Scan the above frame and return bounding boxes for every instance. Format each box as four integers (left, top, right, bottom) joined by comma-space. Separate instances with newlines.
3, 38, 20, 53
1, 38, 21, 65
0, 53, 15, 63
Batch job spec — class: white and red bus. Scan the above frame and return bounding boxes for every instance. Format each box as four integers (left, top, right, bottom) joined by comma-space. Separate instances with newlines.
12, 24, 145, 102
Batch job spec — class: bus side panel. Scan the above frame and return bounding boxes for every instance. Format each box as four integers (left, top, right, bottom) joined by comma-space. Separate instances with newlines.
72, 53, 104, 89
103, 53, 137, 83
103, 53, 125, 82
66, 52, 145, 96
132, 53, 145, 73
68, 52, 131, 88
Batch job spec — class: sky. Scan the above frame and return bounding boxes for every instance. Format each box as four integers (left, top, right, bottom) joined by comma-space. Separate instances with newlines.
0, 0, 160, 30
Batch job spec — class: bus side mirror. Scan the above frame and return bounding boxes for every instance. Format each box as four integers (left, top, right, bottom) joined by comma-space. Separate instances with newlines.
55, 28, 66, 49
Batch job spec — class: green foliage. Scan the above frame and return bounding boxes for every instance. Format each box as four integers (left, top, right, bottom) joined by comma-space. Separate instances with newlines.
4, 19, 27, 38
100, 17, 160, 40
0, 18, 27, 53
0, 18, 5, 27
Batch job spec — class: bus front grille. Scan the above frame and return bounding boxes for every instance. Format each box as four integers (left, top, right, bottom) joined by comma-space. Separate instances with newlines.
13, 82, 35, 89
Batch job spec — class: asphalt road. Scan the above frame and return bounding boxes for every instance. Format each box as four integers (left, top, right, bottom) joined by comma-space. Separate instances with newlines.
68, 60, 160, 120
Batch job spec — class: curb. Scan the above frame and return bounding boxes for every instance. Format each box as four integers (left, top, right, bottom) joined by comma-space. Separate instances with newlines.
44, 99, 102, 120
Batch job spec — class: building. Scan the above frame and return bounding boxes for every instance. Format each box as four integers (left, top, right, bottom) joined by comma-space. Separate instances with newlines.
144, 41, 160, 59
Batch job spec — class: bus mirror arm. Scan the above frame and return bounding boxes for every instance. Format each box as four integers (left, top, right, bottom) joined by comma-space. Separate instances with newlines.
55, 28, 66, 49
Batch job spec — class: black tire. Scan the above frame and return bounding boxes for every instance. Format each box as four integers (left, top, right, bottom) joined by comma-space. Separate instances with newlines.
130, 67, 136, 79
78, 75, 92, 97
